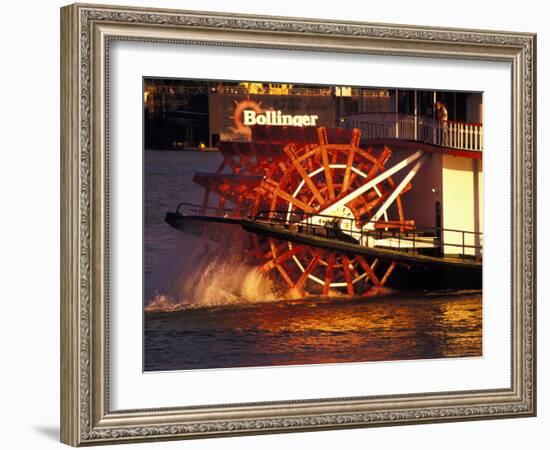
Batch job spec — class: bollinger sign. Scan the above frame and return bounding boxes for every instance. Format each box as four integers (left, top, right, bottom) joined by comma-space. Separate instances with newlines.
243, 110, 319, 127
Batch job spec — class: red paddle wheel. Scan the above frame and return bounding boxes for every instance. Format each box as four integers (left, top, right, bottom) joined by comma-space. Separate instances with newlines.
191, 125, 416, 297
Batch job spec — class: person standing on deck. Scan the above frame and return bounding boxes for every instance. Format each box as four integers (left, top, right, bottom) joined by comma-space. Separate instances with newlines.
435, 101, 448, 145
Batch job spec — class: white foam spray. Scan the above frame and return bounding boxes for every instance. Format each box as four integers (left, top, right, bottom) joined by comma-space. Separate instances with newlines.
145, 251, 285, 312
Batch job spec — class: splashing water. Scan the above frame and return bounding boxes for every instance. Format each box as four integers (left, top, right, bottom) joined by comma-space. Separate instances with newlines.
145, 253, 286, 312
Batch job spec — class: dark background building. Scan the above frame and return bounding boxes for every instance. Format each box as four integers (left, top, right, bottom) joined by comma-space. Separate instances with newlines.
144, 78, 482, 150
144, 79, 392, 149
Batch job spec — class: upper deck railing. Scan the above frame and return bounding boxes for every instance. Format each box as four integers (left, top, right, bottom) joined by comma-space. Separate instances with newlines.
343, 113, 483, 152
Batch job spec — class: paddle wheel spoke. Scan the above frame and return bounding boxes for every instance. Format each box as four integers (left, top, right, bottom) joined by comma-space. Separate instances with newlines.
356, 255, 382, 287
381, 261, 397, 285
341, 255, 355, 296
259, 245, 302, 272
294, 250, 322, 292
322, 252, 336, 296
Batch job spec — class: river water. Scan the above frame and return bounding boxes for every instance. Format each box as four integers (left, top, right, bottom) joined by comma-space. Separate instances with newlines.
143, 150, 482, 372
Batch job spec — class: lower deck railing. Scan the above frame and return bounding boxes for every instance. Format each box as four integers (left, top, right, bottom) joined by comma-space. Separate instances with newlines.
253, 210, 483, 259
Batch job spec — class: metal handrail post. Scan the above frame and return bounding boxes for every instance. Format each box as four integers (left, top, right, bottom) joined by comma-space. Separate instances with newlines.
398, 228, 401, 251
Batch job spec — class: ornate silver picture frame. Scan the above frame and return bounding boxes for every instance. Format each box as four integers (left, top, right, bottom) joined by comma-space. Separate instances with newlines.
60, 3, 536, 446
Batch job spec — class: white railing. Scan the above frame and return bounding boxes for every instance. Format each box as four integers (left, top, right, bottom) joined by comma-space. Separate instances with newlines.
344, 113, 483, 152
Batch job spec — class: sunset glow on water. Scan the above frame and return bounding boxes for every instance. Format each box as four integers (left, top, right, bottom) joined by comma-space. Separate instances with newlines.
144, 291, 481, 371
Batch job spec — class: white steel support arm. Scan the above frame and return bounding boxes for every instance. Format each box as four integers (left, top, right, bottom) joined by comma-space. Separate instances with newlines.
364, 154, 428, 230
316, 149, 426, 217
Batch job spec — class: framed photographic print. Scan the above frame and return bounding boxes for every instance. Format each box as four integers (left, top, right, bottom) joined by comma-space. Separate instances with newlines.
60, 3, 536, 446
